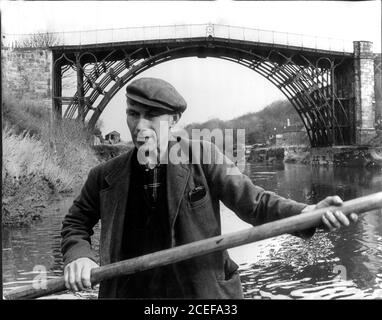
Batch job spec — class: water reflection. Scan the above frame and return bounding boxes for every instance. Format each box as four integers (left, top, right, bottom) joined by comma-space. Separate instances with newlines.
2, 197, 101, 299
2, 163, 382, 299
238, 163, 382, 299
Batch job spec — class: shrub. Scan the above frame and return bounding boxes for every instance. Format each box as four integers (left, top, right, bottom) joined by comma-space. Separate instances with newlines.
2, 98, 100, 193
2, 98, 48, 137
2, 125, 77, 192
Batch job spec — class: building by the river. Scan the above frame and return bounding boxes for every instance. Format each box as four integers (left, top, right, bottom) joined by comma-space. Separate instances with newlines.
275, 124, 309, 147
105, 131, 121, 144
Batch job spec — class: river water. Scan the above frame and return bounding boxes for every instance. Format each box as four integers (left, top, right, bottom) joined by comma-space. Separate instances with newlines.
2, 162, 382, 299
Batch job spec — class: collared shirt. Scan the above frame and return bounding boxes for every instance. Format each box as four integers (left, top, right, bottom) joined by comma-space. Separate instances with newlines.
137, 139, 171, 208
139, 163, 166, 208
118, 148, 182, 298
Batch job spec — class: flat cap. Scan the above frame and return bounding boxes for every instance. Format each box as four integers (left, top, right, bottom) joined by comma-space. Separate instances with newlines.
125, 77, 187, 113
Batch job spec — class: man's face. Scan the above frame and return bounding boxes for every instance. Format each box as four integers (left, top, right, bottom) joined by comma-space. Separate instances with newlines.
126, 100, 176, 154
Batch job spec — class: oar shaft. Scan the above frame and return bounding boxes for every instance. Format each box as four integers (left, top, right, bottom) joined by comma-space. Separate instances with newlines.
5, 192, 382, 300
92, 191, 382, 283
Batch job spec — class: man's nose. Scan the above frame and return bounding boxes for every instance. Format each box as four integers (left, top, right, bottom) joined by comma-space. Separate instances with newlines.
136, 116, 151, 131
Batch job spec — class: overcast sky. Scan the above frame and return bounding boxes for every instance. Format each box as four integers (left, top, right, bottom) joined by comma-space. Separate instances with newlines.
1, 1, 381, 140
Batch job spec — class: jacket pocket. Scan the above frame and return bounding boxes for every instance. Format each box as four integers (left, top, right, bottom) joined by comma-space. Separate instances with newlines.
217, 270, 244, 299
188, 193, 209, 208
187, 185, 209, 209
223, 257, 240, 280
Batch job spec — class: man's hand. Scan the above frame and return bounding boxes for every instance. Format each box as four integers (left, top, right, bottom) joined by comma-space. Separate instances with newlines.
64, 257, 99, 292
303, 196, 358, 231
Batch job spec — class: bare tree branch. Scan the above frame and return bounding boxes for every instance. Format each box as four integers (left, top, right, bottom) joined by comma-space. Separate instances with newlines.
15, 32, 60, 48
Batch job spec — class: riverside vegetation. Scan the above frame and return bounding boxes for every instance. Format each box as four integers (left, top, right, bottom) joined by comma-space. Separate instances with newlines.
2, 99, 101, 226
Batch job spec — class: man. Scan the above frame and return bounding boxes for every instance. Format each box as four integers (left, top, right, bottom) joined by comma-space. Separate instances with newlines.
61, 77, 358, 299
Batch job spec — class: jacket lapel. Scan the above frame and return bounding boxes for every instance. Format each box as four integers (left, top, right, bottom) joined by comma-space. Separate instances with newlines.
166, 140, 190, 246
101, 149, 134, 264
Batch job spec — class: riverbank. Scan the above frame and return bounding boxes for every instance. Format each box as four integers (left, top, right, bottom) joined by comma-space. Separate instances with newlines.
2, 98, 103, 226
2, 135, 132, 227
249, 145, 382, 168
2, 128, 98, 226
3, 174, 60, 227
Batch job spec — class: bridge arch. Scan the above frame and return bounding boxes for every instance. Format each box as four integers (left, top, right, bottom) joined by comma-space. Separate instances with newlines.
58, 39, 352, 147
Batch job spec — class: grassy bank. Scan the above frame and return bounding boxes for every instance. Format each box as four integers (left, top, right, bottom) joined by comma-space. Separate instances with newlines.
2, 99, 100, 226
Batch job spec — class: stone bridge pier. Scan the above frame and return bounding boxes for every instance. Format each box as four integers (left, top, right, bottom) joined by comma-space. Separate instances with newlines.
333, 41, 380, 145
354, 41, 378, 144
1, 48, 53, 112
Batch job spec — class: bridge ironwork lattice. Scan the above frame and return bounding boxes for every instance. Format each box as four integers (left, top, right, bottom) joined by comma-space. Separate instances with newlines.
8, 24, 358, 147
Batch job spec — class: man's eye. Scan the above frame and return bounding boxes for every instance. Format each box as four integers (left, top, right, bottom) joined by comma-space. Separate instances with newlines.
127, 110, 138, 116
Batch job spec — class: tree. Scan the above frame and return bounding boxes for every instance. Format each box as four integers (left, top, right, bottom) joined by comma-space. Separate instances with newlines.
15, 32, 60, 48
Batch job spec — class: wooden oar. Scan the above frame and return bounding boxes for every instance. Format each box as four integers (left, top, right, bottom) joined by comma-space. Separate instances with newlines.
4, 191, 382, 300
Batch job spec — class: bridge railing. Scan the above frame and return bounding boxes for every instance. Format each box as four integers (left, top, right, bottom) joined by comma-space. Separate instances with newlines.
214, 24, 352, 52
2, 23, 354, 53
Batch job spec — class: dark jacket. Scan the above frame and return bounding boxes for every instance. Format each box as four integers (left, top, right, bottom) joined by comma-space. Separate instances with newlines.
61, 139, 311, 298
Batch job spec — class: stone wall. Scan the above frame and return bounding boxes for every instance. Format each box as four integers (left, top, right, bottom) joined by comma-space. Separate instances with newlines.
353, 41, 377, 144
249, 147, 285, 163
248, 144, 382, 167
1, 48, 53, 112
310, 146, 382, 167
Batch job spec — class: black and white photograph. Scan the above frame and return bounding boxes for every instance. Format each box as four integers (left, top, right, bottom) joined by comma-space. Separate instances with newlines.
1, 0, 382, 305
